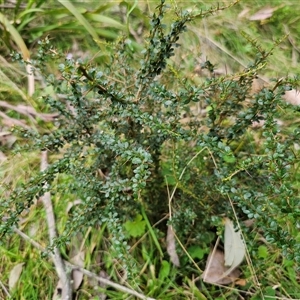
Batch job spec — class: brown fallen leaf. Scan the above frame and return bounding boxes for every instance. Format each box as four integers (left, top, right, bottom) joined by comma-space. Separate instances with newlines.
70, 251, 85, 290
9, 263, 24, 291
283, 89, 300, 105
166, 225, 180, 267
0, 131, 17, 148
66, 199, 83, 214
249, 7, 277, 21
236, 278, 247, 286
202, 248, 240, 285
243, 219, 255, 227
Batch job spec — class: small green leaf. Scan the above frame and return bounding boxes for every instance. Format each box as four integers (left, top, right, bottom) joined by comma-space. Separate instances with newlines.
258, 245, 268, 259
188, 245, 206, 260
132, 157, 142, 164
206, 105, 213, 112
264, 286, 276, 300
223, 154, 236, 163
158, 260, 170, 281
124, 214, 146, 237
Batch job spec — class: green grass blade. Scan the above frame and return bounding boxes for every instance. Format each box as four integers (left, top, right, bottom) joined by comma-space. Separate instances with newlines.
57, 0, 99, 42
17, 8, 44, 19
85, 13, 125, 30
141, 205, 164, 257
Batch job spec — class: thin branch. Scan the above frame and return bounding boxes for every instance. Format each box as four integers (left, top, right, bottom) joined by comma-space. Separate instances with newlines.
0, 279, 11, 298
0, 111, 31, 130
13, 227, 156, 300
13, 227, 45, 252
40, 151, 72, 299
66, 263, 155, 300
0, 100, 58, 122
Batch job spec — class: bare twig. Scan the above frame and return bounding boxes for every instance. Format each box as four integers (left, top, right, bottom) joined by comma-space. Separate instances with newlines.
40, 151, 72, 299
0, 279, 11, 298
0, 111, 31, 130
166, 225, 180, 267
66, 263, 155, 300
0, 100, 58, 122
13, 227, 156, 300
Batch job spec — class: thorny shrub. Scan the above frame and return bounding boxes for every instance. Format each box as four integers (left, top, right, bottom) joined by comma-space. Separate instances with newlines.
2, 0, 300, 284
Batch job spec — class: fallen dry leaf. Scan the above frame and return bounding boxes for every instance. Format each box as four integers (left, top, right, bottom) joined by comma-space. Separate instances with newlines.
224, 218, 245, 269
70, 251, 85, 290
66, 199, 83, 214
283, 89, 300, 105
236, 278, 247, 286
243, 219, 255, 227
166, 225, 180, 267
202, 248, 240, 285
249, 7, 276, 21
0, 131, 16, 148
9, 263, 24, 291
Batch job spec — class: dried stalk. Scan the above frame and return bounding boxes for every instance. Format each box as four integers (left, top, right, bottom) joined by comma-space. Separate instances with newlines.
40, 151, 72, 299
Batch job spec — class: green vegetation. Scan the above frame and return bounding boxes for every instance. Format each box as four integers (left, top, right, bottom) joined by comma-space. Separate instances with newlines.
1, 1, 300, 299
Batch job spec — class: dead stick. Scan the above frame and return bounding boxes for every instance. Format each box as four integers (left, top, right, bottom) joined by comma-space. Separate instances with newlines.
13, 227, 156, 300
0, 279, 11, 298
40, 150, 72, 299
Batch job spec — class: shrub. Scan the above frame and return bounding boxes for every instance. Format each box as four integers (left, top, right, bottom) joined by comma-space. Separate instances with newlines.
2, 0, 300, 297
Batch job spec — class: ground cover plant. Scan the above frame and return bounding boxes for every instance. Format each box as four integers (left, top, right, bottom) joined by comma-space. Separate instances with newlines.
1, 0, 300, 299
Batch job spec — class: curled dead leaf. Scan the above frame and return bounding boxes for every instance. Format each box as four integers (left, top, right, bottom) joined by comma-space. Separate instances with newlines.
224, 218, 245, 269
283, 89, 300, 105
70, 251, 85, 290
249, 7, 277, 21
202, 249, 240, 285
9, 263, 24, 291
66, 199, 83, 214
236, 278, 247, 286
166, 225, 180, 267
